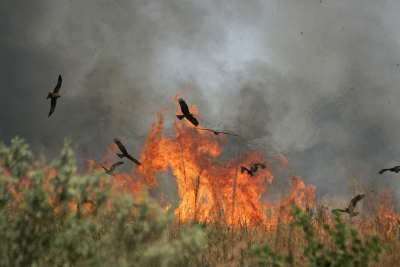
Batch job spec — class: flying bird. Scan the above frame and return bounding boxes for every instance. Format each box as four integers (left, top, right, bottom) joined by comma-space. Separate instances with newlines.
379, 166, 400, 174
100, 162, 124, 175
332, 194, 365, 218
113, 138, 141, 165
240, 163, 267, 176
46, 75, 62, 117
176, 98, 199, 127
197, 128, 238, 136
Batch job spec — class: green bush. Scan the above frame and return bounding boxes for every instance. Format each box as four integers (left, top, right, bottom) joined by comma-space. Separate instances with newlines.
0, 137, 206, 267
253, 206, 386, 267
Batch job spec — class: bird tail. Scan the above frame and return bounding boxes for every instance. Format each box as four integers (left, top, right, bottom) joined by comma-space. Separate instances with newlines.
46, 92, 53, 99
116, 153, 124, 158
176, 115, 185, 120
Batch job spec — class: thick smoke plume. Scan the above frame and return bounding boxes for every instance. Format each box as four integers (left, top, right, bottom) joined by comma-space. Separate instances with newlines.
1, 0, 400, 200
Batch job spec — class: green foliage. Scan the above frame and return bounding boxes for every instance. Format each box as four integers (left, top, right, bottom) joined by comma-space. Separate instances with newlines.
0, 137, 206, 267
253, 206, 386, 267
0, 136, 33, 178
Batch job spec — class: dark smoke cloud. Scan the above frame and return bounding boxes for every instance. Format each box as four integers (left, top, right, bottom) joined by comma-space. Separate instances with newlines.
1, 0, 400, 200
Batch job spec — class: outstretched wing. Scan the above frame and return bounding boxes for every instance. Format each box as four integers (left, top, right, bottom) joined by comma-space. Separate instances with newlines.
186, 115, 199, 127
109, 161, 124, 172
379, 169, 389, 174
114, 138, 128, 154
48, 98, 57, 117
240, 166, 247, 174
219, 131, 239, 137
100, 164, 108, 172
349, 194, 365, 211
126, 154, 141, 165
53, 75, 62, 94
178, 98, 190, 116
332, 209, 346, 213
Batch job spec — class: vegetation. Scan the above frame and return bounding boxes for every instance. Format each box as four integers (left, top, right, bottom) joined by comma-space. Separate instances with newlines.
0, 136, 395, 266
0, 137, 206, 267
252, 206, 386, 267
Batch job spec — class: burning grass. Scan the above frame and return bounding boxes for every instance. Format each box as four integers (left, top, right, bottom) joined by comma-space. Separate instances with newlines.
0, 113, 399, 266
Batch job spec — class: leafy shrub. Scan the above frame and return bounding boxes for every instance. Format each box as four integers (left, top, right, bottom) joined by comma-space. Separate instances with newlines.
0, 137, 206, 267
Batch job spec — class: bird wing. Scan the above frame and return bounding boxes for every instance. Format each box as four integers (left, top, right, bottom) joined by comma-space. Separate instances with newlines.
114, 138, 128, 154
126, 154, 141, 165
219, 131, 239, 136
48, 97, 57, 117
331, 209, 346, 213
349, 194, 365, 211
379, 169, 389, 174
53, 75, 62, 93
186, 115, 199, 127
100, 164, 109, 172
109, 161, 124, 172
240, 166, 247, 174
178, 98, 190, 115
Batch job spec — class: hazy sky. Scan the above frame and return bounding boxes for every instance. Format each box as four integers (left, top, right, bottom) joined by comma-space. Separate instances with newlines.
2, 0, 400, 200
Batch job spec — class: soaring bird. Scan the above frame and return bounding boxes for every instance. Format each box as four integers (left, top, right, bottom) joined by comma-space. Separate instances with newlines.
113, 138, 141, 165
332, 194, 365, 217
379, 166, 400, 174
176, 98, 199, 127
46, 75, 62, 117
100, 162, 124, 175
197, 128, 238, 136
240, 163, 267, 176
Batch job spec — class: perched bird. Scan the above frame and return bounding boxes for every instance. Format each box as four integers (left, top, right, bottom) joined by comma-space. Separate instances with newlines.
332, 194, 365, 217
113, 138, 141, 165
379, 166, 400, 174
176, 98, 199, 127
46, 75, 62, 117
240, 163, 267, 176
197, 128, 238, 136
100, 161, 124, 175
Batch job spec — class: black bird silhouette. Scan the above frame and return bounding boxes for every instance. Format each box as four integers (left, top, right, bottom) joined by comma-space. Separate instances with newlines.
240, 163, 266, 176
176, 98, 199, 126
113, 138, 141, 165
379, 166, 400, 174
100, 161, 124, 175
197, 128, 238, 136
46, 75, 62, 117
332, 194, 365, 217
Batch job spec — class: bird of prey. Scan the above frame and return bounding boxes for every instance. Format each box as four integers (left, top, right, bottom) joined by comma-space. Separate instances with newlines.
46, 75, 62, 117
332, 194, 365, 218
197, 128, 239, 136
240, 163, 267, 176
379, 166, 400, 174
176, 98, 199, 127
100, 161, 124, 175
113, 138, 141, 165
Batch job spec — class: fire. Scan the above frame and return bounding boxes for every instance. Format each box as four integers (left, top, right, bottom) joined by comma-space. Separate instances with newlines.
1, 96, 319, 228
99, 103, 315, 227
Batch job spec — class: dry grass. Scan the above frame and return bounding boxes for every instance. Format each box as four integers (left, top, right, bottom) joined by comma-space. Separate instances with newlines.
172, 209, 400, 267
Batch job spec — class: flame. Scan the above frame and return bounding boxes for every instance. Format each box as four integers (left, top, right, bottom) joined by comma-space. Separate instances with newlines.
96, 108, 316, 227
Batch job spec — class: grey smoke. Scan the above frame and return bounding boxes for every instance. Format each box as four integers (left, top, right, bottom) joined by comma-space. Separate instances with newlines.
1, 0, 400, 201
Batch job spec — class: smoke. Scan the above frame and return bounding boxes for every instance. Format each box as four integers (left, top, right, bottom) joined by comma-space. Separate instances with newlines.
1, 0, 400, 199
